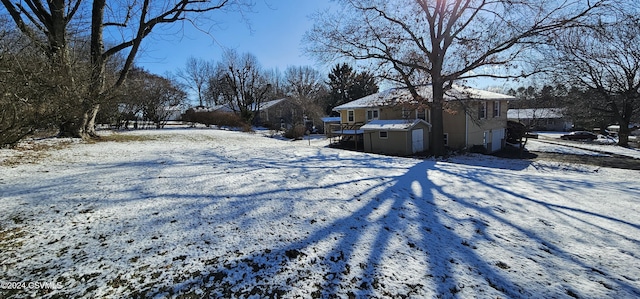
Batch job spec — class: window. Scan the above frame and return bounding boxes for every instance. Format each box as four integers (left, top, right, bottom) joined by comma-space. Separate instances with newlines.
443, 133, 449, 146
366, 109, 379, 121
483, 131, 489, 147
493, 101, 501, 117
379, 131, 388, 139
347, 110, 355, 123
416, 108, 431, 123
402, 108, 411, 119
478, 101, 487, 119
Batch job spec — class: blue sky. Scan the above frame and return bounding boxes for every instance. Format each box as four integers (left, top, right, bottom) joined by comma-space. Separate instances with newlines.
132, 0, 509, 94
135, 0, 334, 76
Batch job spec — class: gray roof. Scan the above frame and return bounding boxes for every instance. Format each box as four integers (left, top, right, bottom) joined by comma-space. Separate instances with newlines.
334, 85, 515, 111
211, 98, 287, 112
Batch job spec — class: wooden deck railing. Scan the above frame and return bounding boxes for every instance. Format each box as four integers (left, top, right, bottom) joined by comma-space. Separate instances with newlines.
329, 122, 364, 135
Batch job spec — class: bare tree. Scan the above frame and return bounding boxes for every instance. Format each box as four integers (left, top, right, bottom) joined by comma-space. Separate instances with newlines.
127, 69, 186, 128
209, 50, 271, 122
547, 2, 640, 146
1, 0, 248, 138
0, 19, 48, 145
284, 66, 326, 105
177, 56, 214, 107
263, 67, 287, 99
1, 0, 88, 137
0, 16, 93, 145
305, 0, 606, 156
283, 65, 327, 127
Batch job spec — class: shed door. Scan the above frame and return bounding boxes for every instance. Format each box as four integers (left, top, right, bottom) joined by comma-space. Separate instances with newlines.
412, 129, 424, 153
491, 128, 504, 152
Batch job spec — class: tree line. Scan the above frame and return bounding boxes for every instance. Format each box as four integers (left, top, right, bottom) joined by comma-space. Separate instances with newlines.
178, 53, 378, 127
2, 0, 639, 151
1, 8, 377, 146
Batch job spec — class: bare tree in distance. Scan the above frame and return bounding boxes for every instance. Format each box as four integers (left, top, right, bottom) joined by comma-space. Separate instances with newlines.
284, 66, 326, 104
127, 69, 187, 129
283, 65, 328, 127
209, 50, 271, 123
177, 56, 214, 107
1, 0, 251, 139
546, 2, 640, 147
263, 67, 287, 99
305, 0, 606, 156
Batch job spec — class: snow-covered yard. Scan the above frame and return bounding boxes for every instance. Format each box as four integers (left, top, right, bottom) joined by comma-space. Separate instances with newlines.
1, 129, 639, 298
529, 131, 640, 159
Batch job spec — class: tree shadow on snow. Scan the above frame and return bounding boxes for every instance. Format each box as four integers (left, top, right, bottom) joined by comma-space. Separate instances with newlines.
150, 157, 640, 298
3, 146, 639, 298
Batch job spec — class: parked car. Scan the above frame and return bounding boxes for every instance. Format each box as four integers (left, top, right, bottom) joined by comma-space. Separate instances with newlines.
560, 131, 598, 141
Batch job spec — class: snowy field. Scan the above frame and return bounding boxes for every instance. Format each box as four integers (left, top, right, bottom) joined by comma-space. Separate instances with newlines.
529, 131, 640, 159
1, 128, 639, 298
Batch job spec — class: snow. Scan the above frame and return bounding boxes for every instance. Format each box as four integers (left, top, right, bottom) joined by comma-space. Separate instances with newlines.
530, 132, 640, 159
1, 128, 639, 298
334, 85, 516, 110
330, 129, 364, 135
360, 119, 431, 131
507, 108, 566, 120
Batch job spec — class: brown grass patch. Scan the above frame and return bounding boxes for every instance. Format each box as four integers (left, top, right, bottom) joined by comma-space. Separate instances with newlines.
90, 133, 160, 143
0, 139, 74, 166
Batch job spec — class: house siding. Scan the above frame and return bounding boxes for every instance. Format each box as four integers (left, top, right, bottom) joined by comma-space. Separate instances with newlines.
363, 122, 431, 156
340, 109, 367, 124
465, 101, 508, 152
443, 108, 467, 149
364, 131, 408, 155
332, 86, 513, 155
254, 98, 306, 129
338, 101, 508, 153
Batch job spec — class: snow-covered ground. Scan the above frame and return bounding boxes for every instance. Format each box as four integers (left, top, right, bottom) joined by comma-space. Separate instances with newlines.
529, 132, 640, 159
1, 129, 639, 298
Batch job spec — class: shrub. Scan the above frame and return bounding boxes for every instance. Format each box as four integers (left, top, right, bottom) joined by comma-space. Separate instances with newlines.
182, 109, 247, 128
284, 125, 306, 140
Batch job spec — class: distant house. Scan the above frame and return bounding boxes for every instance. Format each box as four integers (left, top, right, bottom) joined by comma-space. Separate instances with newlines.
210, 98, 305, 129
165, 105, 184, 121
329, 85, 515, 155
254, 98, 305, 130
507, 108, 572, 131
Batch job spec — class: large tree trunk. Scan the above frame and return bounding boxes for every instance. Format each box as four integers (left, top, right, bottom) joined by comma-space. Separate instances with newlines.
82, 0, 107, 139
430, 82, 446, 157
617, 118, 630, 147
82, 102, 101, 138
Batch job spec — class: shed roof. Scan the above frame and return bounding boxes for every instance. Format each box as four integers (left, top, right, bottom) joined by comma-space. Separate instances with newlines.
360, 119, 431, 131
334, 85, 515, 111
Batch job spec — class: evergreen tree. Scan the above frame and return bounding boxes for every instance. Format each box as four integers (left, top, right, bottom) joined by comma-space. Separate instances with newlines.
325, 63, 378, 115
